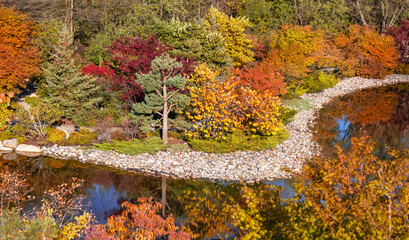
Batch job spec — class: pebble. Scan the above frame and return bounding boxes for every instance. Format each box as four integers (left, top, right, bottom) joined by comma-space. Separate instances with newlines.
40, 74, 409, 182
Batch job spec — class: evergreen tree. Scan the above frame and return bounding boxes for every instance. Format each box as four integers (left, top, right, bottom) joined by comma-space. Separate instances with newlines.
42, 28, 102, 124
130, 54, 189, 144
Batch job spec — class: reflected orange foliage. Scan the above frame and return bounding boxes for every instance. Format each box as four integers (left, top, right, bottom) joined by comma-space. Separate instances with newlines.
335, 90, 398, 125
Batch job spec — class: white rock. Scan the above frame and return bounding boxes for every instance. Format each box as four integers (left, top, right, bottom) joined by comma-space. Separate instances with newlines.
15, 144, 42, 153
0, 140, 13, 152
3, 138, 18, 149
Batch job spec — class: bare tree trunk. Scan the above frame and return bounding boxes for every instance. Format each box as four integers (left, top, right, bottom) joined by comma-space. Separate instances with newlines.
162, 85, 168, 144
356, 0, 368, 26
65, 0, 74, 37
161, 176, 167, 218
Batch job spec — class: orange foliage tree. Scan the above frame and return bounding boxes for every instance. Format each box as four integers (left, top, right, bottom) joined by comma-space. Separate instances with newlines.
186, 63, 283, 140
0, 7, 41, 93
334, 25, 399, 78
266, 24, 340, 81
230, 60, 286, 95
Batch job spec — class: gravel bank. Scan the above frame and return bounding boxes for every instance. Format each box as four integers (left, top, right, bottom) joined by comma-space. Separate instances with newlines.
41, 74, 409, 182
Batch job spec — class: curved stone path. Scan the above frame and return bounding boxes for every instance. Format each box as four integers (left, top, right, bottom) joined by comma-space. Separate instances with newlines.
41, 75, 409, 182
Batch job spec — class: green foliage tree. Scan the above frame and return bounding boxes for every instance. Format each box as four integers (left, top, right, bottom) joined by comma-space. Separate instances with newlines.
204, 6, 254, 67
41, 28, 102, 125
16, 99, 63, 139
130, 54, 189, 144
242, 0, 295, 34
0, 209, 58, 240
84, 2, 161, 64
155, 20, 233, 70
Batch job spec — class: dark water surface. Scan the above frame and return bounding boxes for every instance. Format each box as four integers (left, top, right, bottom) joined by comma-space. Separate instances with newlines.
0, 154, 295, 228
314, 82, 409, 157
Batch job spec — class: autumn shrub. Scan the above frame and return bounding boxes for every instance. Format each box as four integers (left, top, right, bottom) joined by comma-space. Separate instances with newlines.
67, 129, 98, 145
119, 116, 143, 140
230, 61, 286, 95
93, 137, 166, 155
0, 102, 11, 131
188, 129, 289, 153
302, 70, 339, 93
186, 64, 284, 142
45, 127, 66, 144
85, 225, 115, 240
334, 25, 399, 78
110, 130, 129, 141
104, 198, 191, 240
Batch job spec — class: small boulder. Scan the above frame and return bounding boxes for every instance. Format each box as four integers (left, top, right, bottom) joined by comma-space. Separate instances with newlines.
15, 144, 42, 153
16, 151, 42, 157
0, 140, 13, 152
3, 152, 18, 161
3, 138, 18, 149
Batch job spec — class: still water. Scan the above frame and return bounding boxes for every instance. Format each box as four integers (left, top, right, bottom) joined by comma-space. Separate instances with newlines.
314, 82, 409, 157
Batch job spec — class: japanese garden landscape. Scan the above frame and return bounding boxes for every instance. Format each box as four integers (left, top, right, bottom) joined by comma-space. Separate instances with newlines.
0, 0, 409, 239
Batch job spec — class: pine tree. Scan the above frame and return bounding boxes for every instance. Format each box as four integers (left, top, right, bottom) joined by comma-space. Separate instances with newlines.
42, 28, 102, 124
130, 54, 189, 144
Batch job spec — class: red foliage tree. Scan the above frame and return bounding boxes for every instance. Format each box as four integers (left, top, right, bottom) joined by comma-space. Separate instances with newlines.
106, 35, 169, 107
231, 61, 286, 96
385, 21, 409, 64
84, 36, 194, 109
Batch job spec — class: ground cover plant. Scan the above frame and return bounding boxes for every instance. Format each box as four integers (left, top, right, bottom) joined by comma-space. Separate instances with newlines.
93, 137, 167, 155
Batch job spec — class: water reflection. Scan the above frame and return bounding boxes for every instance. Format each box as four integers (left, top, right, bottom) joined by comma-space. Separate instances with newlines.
314, 83, 409, 157
0, 155, 294, 237
86, 183, 125, 223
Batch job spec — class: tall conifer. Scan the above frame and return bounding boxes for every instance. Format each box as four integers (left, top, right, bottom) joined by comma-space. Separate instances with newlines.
42, 28, 102, 123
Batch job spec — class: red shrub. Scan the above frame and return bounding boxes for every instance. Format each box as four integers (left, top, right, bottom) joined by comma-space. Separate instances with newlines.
231, 61, 286, 96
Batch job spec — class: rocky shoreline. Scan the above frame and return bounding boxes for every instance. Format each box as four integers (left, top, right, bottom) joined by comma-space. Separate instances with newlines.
40, 74, 409, 182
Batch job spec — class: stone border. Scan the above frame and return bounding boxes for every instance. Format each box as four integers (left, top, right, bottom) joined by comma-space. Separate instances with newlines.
40, 75, 409, 182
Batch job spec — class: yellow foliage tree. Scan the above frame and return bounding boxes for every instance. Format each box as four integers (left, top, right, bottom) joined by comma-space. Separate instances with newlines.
186, 63, 283, 140
204, 7, 254, 67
